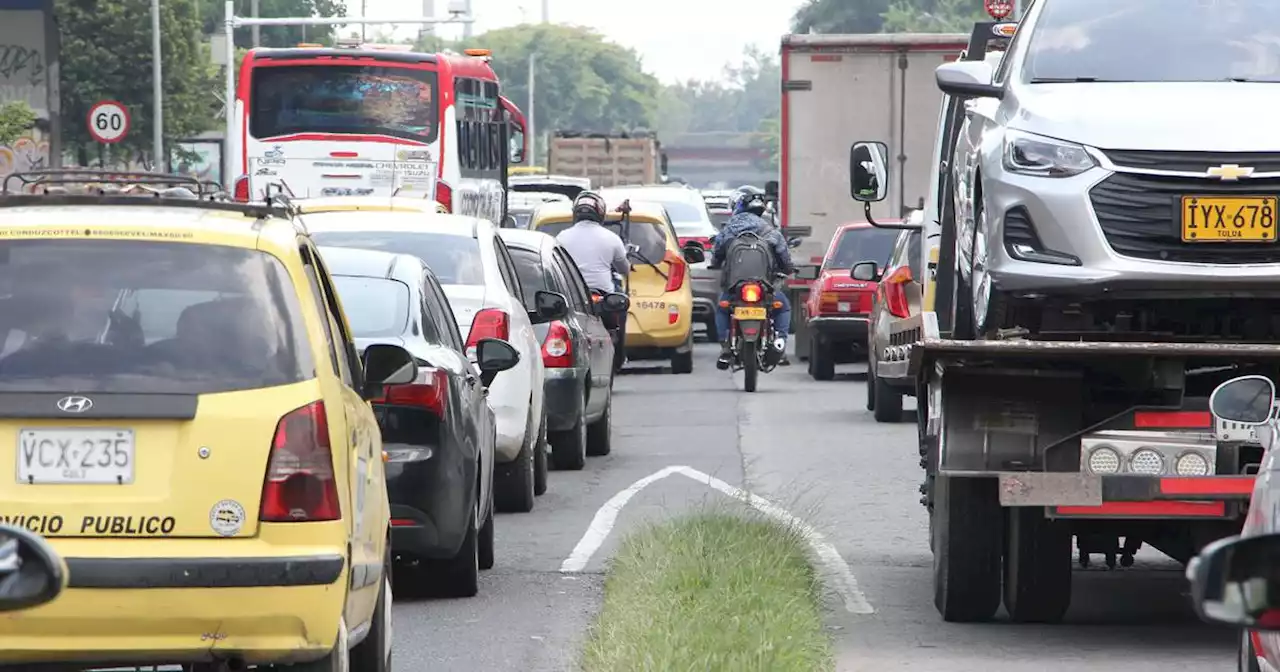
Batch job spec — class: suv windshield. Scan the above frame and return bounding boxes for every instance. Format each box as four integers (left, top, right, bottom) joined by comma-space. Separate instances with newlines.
1024, 0, 1280, 83
0, 240, 310, 394
250, 64, 440, 142
310, 231, 486, 285
828, 228, 899, 269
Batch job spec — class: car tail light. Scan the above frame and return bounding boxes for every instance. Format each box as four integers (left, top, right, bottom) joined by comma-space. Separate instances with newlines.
542, 320, 573, 367
881, 267, 913, 318
376, 368, 448, 417
740, 282, 762, 303
678, 236, 711, 249
668, 304, 679, 325
233, 175, 250, 202
465, 308, 510, 352
663, 251, 686, 292
260, 401, 341, 522
435, 180, 452, 213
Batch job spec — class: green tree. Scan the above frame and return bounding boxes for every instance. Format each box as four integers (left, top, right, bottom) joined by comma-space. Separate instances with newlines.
665, 45, 780, 134
752, 112, 779, 172
0, 102, 37, 146
882, 0, 988, 32
792, 0, 893, 34
450, 24, 660, 137
57, 0, 220, 162
793, 0, 987, 34
197, 0, 346, 47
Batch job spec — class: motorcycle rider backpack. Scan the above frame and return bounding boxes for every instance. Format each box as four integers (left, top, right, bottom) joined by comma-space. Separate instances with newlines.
722, 231, 776, 291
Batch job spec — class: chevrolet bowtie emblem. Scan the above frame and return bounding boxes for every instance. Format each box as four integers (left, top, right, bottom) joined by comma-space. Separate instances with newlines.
1207, 164, 1254, 181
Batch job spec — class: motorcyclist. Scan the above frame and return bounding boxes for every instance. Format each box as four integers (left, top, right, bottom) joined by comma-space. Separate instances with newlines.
709, 191, 794, 369
556, 190, 630, 356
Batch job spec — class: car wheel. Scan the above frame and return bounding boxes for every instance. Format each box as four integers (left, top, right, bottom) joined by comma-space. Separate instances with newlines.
533, 411, 549, 496
810, 334, 835, 381
873, 376, 904, 423
478, 489, 495, 571
290, 617, 350, 672
865, 358, 876, 411
586, 390, 613, 457
671, 332, 694, 374
432, 498, 480, 598
495, 407, 537, 513
550, 407, 588, 470
349, 552, 392, 672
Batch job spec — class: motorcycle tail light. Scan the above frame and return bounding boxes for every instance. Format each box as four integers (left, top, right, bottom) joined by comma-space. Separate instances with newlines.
740, 283, 762, 303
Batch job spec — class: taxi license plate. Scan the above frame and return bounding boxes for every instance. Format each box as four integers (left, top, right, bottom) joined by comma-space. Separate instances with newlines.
734, 306, 767, 320
1181, 196, 1278, 242
17, 428, 135, 484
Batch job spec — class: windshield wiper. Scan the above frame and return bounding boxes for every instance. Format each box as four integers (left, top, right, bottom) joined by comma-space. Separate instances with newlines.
1028, 77, 1103, 83
627, 248, 668, 280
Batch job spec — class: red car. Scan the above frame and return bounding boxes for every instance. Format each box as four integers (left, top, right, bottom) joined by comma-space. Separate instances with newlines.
802, 223, 901, 381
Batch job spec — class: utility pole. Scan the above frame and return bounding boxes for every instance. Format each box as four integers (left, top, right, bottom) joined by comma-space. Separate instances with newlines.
541, 0, 547, 22
419, 0, 436, 43
463, 0, 473, 37
251, 0, 260, 46
151, 0, 164, 170
527, 52, 536, 165
361, 0, 367, 41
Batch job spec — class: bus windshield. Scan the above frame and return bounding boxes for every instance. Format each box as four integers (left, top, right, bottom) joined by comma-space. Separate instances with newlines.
250, 64, 440, 143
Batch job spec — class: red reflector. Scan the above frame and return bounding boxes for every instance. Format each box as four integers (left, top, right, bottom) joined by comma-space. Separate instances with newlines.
1133, 411, 1212, 428
330, 151, 358, 158
1159, 475, 1255, 496
391, 518, 417, 527
1056, 501, 1226, 517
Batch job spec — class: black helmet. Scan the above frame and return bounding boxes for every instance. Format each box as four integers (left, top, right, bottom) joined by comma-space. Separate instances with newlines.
733, 191, 767, 216
572, 190, 607, 223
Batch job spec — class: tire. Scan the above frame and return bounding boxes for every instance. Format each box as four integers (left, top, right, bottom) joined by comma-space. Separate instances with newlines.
1241, 629, 1263, 672
810, 334, 835, 381
533, 412, 549, 496
350, 552, 392, 672
550, 409, 588, 471
873, 376, 904, 423
671, 332, 694, 374
291, 617, 350, 672
495, 409, 536, 514
742, 341, 759, 392
478, 490, 495, 571
932, 474, 1002, 622
865, 360, 876, 411
586, 390, 613, 456
433, 497, 480, 597
1003, 506, 1072, 623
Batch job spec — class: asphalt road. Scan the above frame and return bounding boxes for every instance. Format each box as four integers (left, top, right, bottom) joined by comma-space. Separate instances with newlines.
392, 343, 1240, 672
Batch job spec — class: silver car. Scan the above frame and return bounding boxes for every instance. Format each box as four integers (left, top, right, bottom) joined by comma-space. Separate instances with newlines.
938, 0, 1280, 339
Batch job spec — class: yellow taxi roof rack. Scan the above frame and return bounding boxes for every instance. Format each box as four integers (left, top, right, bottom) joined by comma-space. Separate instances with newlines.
0, 169, 292, 219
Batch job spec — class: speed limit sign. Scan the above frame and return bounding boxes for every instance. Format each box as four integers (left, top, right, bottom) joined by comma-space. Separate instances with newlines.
87, 101, 130, 144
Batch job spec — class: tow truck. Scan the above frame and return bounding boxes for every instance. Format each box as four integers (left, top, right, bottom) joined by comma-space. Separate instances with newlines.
855, 15, 1265, 624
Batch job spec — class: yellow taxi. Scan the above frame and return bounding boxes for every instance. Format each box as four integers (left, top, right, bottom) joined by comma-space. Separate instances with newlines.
530, 199, 701, 373
0, 181, 420, 671
297, 193, 450, 215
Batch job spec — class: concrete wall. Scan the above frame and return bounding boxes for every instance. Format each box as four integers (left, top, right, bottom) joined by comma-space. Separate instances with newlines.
0, 0, 59, 182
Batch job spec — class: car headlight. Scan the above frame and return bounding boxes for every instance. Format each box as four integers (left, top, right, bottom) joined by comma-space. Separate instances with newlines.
1002, 129, 1097, 178
1086, 446, 1121, 474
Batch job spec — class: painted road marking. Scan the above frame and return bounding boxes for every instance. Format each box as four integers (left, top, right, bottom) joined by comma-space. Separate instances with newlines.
560, 465, 875, 614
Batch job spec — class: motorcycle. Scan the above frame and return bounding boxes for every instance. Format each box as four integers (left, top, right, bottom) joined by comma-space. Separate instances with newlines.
724, 274, 788, 392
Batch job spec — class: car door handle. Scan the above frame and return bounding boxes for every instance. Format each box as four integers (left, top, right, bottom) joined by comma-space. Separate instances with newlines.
465, 373, 478, 387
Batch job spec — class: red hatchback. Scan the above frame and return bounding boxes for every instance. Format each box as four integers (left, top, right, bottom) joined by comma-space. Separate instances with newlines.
802, 223, 900, 380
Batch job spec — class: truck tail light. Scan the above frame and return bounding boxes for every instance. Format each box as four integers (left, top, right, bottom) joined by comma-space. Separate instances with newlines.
260, 401, 341, 522
435, 180, 453, 213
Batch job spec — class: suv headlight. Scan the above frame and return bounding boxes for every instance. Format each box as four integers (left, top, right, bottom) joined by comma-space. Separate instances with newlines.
1002, 129, 1096, 178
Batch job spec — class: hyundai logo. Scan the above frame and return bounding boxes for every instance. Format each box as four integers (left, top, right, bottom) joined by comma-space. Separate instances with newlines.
56, 396, 93, 413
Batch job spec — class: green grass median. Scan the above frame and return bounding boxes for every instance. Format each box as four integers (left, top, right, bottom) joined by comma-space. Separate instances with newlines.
582, 511, 833, 672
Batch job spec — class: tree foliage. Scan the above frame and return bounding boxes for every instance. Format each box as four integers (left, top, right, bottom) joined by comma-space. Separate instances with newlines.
659, 45, 780, 137
56, 0, 220, 161
793, 0, 988, 34
0, 102, 37, 146
882, 0, 989, 32
198, 0, 346, 48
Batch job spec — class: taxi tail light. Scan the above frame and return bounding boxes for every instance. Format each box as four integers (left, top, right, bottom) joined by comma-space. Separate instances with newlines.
233, 175, 250, 202
882, 266, 912, 318
376, 368, 448, 417
541, 320, 574, 367
740, 282, 763, 303
668, 304, 679, 325
663, 251, 686, 292
260, 401, 341, 522
465, 308, 510, 350
435, 180, 453, 213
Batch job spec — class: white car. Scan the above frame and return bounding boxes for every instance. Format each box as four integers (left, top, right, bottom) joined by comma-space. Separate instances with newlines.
301, 211, 556, 514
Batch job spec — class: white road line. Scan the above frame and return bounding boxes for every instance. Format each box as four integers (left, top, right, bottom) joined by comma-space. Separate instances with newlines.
559, 464, 875, 614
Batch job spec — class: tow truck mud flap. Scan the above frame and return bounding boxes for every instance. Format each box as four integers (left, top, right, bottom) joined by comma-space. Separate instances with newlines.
932, 473, 1001, 622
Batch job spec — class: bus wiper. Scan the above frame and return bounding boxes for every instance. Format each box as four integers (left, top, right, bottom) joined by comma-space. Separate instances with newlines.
1029, 77, 1102, 83
627, 247, 668, 280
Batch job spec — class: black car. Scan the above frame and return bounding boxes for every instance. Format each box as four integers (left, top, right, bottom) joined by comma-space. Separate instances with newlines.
499, 229, 629, 470
319, 245, 518, 599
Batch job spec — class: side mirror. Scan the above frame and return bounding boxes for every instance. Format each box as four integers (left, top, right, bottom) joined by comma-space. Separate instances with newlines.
476, 338, 520, 387
530, 290, 569, 324
935, 60, 1002, 99
794, 264, 820, 282
787, 236, 802, 249
765, 180, 779, 199
361, 343, 419, 398
850, 141, 889, 203
501, 215, 518, 228
508, 126, 526, 164
852, 261, 881, 282
682, 243, 706, 264
0, 524, 67, 614
1209, 375, 1276, 425
600, 292, 630, 314
1189, 533, 1280, 630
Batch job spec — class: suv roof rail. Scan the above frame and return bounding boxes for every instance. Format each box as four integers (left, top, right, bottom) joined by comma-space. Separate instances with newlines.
0, 169, 297, 219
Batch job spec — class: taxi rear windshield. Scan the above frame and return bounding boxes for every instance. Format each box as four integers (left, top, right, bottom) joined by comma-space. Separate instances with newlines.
250, 64, 439, 143
0, 240, 311, 394
537, 220, 667, 262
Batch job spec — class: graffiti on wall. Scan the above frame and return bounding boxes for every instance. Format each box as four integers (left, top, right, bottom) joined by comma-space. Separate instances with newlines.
0, 128, 48, 180
0, 10, 48, 116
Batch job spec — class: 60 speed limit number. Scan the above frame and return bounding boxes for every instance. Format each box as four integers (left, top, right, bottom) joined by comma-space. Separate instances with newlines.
87, 101, 130, 144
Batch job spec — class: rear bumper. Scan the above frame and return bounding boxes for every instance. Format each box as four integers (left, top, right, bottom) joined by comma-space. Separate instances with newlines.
626, 311, 692, 349
386, 438, 476, 559
543, 367, 586, 432
993, 472, 1254, 519
808, 315, 869, 342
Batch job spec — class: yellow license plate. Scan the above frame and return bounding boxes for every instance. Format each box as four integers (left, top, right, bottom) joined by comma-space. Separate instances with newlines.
734, 306, 767, 320
1181, 196, 1278, 242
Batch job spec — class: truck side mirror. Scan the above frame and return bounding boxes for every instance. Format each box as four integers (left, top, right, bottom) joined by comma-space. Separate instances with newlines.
850, 141, 889, 203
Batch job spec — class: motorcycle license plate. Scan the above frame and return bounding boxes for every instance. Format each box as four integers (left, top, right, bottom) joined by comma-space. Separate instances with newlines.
734, 306, 767, 320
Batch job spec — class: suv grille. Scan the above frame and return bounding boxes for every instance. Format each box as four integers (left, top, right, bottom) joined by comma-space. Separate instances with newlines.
1089, 172, 1280, 263
1102, 149, 1280, 174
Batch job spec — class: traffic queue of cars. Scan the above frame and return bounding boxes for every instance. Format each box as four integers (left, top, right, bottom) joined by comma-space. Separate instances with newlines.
0, 174, 643, 671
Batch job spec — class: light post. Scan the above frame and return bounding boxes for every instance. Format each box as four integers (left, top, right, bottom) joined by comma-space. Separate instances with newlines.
151, 0, 163, 170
